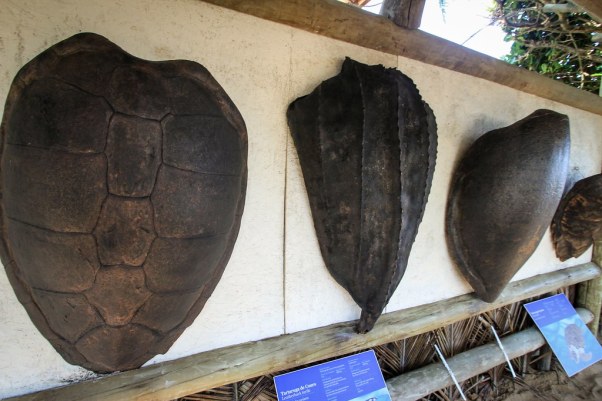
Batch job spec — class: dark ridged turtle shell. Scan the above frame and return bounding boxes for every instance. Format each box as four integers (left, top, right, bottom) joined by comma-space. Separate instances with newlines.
287, 58, 437, 333
0, 33, 247, 372
446, 109, 569, 302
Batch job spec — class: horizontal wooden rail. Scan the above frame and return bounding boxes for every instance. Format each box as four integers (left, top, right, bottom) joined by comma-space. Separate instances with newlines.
200, 0, 602, 115
387, 307, 594, 400
7, 262, 599, 401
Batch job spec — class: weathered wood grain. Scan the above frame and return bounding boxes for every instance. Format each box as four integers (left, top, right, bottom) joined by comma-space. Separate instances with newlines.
7, 262, 600, 401
380, 0, 427, 29
199, 0, 602, 115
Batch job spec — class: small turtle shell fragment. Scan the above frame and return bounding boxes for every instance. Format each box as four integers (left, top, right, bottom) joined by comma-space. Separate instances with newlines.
551, 174, 602, 261
446, 109, 570, 302
0, 33, 247, 372
287, 57, 437, 333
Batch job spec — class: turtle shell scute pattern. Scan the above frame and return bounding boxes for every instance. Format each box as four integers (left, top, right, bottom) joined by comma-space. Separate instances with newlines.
0, 33, 247, 372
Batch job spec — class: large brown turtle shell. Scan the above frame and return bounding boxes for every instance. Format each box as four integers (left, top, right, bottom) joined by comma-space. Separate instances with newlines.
0, 33, 247, 372
446, 109, 569, 302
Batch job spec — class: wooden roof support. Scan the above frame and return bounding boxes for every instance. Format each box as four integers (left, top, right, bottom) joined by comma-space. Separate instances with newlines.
380, 0, 427, 29
6, 262, 599, 401
572, 0, 602, 23
201, 0, 602, 115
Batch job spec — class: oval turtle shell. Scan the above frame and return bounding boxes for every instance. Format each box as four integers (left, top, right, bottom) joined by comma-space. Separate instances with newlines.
446, 109, 569, 302
0, 33, 247, 372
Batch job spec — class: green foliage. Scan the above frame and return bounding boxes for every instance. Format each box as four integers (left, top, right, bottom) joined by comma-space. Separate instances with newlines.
493, 0, 602, 94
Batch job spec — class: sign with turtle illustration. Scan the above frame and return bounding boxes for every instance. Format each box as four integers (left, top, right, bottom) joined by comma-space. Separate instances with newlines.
0, 33, 248, 372
525, 294, 602, 376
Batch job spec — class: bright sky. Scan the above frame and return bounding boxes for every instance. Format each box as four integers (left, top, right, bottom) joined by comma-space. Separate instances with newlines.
362, 0, 513, 59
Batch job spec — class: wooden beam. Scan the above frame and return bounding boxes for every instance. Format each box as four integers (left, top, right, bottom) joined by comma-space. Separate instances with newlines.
577, 241, 602, 338
347, 0, 372, 6
6, 262, 599, 401
380, 0, 427, 29
387, 307, 594, 401
543, 3, 581, 15
199, 0, 602, 116
572, 0, 602, 23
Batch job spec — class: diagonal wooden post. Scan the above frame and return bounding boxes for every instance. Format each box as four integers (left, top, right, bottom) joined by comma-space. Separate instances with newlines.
387, 308, 595, 401
577, 240, 602, 338
571, 0, 602, 23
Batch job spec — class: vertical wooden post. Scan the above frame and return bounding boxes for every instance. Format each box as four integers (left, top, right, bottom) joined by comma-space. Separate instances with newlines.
536, 347, 552, 371
380, 0, 427, 29
577, 240, 602, 338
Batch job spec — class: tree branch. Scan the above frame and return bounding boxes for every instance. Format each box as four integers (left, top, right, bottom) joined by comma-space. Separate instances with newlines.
519, 40, 602, 64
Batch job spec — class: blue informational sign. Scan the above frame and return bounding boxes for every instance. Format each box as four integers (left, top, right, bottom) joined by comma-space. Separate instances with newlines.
274, 350, 391, 401
524, 294, 602, 377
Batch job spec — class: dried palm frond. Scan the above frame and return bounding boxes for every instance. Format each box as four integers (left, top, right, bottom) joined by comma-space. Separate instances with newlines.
177, 385, 234, 401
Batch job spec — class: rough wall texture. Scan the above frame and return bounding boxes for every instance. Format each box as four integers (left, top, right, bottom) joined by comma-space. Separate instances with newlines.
0, 0, 600, 397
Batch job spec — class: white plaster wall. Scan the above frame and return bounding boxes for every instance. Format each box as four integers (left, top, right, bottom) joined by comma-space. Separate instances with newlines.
0, 0, 291, 397
0, 0, 600, 398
